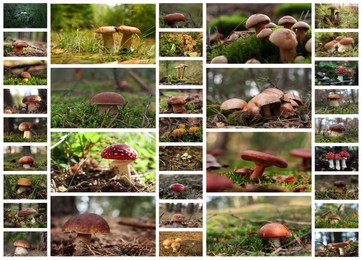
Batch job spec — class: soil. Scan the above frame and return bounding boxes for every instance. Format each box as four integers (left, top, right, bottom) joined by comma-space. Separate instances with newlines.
159, 231, 203, 256
159, 146, 202, 171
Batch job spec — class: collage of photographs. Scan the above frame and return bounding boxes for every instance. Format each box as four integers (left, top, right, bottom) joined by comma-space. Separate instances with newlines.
0, 0, 360, 258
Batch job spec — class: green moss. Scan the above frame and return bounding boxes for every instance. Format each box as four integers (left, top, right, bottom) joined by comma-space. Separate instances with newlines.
4, 75, 47, 85
209, 15, 247, 37
274, 3, 312, 18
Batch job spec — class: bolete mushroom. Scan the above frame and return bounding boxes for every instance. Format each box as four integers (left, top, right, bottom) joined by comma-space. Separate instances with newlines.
289, 148, 311, 171
291, 21, 310, 44
257, 28, 272, 40
280, 102, 296, 118
170, 214, 186, 227
210, 55, 228, 64
12, 40, 29, 55
340, 150, 350, 170
22, 95, 41, 112
90, 92, 125, 115
269, 29, 298, 63
18, 208, 37, 224
278, 16, 297, 29
328, 240, 353, 256
259, 223, 291, 248
95, 26, 117, 52
167, 96, 187, 113
18, 156, 34, 169
16, 178, 32, 194
338, 37, 354, 53
164, 13, 186, 28
245, 14, 271, 35
220, 98, 247, 114
20, 72, 31, 82
328, 214, 341, 224
18, 122, 36, 139
328, 94, 341, 106
325, 152, 335, 169
63, 213, 110, 244
324, 40, 337, 53
117, 25, 141, 50
334, 180, 346, 193
329, 124, 346, 137
241, 150, 288, 180
13, 240, 31, 256
246, 93, 281, 119
101, 144, 138, 183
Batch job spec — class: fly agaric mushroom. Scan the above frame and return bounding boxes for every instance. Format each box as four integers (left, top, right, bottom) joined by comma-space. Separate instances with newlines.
259, 223, 291, 248
207, 171, 233, 192
101, 144, 138, 183
16, 178, 32, 194
246, 93, 281, 119
18, 122, 36, 139
18, 156, 34, 169
13, 240, 31, 256
338, 37, 354, 53
20, 72, 31, 82
171, 241, 181, 252
269, 29, 298, 63
245, 14, 271, 35
335, 154, 342, 170
328, 94, 341, 107
241, 150, 288, 180
163, 239, 173, 249
220, 98, 247, 115
278, 16, 297, 29
334, 180, 346, 193
328, 240, 353, 256
63, 213, 110, 244
12, 40, 29, 55
95, 26, 117, 52
164, 13, 186, 28
328, 214, 341, 224
340, 150, 350, 170
289, 148, 311, 171
325, 152, 335, 169
117, 25, 141, 50
169, 183, 187, 196
210, 55, 228, 64
167, 96, 187, 113
18, 208, 37, 224
329, 124, 346, 137
170, 214, 186, 227
291, 21, 310, 44
90, 92, 125, 115
22, 95, 41, 112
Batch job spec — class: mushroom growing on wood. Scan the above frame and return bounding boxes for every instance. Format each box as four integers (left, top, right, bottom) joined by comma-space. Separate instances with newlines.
328, 94, 341, 107
12, 40, 29, 55
22, 95, 41, 112
269, 29, 298, 63
101, 144, 138, 183
259, 223, 291, 248
95, 26, 117, 52
325, 152, 335, 169
339, 150, 350, 170
329, 124, 346, 137
90, 92, 125, 115
245, 14, 270, 34
167, 96, 187, 113
246, 93, 281, 119
241, 150, 288, 180
289, 148, 311, 171
16, 178, 32, 194
13, 240, 31, 256
117, 25, 141, 50
18, 156, 34, 169
63, 213, 110, 244
334, 180, 346, 193
164, 13, 186, 28
18, 122, 36, 139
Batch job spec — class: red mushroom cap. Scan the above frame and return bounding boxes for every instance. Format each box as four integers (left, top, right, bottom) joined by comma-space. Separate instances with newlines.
335, 154, 342, 160
241, 150, 288, 168
101, 144, 138, 161
169, 183, 187, 192
164, 13, 186, 25
289, 148, 311, 159
18, 156, 34, 165
207, 171, 233, 192
259, 223, 291, 238
325, 152, 335, 159
340, 151, 350, 157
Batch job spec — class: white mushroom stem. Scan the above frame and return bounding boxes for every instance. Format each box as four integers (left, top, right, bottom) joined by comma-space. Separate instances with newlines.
341, 158, 347, 169
17, 186, 30, 194
27, 103, 38, 112
120, 32, 134, 49
338, 44, 353, 53
335, 160, 341, 170
14, 247, 28, 256
329, 100, 340, 107
23, 130, 32, 139
101, 33, 115, 52
330, 131, 343, 137
110, 160, 133, 183
75, 233, 92, 244
279, 47, 297, 63
22, 164, 31, 169
328, 159, 335, 169
268, 238, 282, 248
96, 104, 119, 115
330, 219, 339, 224
339, 248, 346, 256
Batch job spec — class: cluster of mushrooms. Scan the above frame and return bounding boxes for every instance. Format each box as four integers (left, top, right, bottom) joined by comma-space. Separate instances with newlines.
170, 123, 200, 139
220, 87, 303, 121
174, 64, 188, 79
325, 150, 350, 170
210, 13, 311, 63
324, 35, 355, 53
162, 238, 183, 253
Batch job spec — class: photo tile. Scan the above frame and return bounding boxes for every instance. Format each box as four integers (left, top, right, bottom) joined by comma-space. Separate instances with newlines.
159, 145, 203, 172
4, 231, 47, 256
4, 32, 47, 57
159, 231, 203, 256
159, 88, 203, 115
315, 202, 358, 229
3, 174, 47, 200
159, 32, 203, 57
4, 3, 47, 29
4, 117, 47, 143
4, 60, 47, 86
159, 60, 203, 86
315, 232, 358, 257
159, 174, 203, 200
159, 3, 203, 29
315, 174, 358, 200
159, 117, 203, 143
315, 3, 359, 29
159, 202, 203, 228
315, 117, 359, 143
315, 60, 358, 86
315, 89, 359, 115
4, 203, 47, 229
4, 88, 47, 114
315, 32, 358, 58
4, 145, 47, 172
315, 146, 358, 172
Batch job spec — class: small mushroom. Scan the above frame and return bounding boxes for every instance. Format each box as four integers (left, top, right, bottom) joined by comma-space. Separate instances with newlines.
101, 144, 138, 183
328, 214, 341, 224
325, 152, 335, 169
210, 55, 228, 64
20, 72, 31, 82
334, 154, 342, 170
245, 58, 261, 64
257, 28, 272, 40
338, 37, 354, 53
241, 150, 288, 180
328, 240, 353, 256
18, 122, 36, 139
327, 6, 339, 24
13, 240, 31, 256
12, 40, 29, 55
324, 40, 337, 53
167, 96, 187, 113
18, 208, 37, 224
329, 124, 346, 137
291, 21, 310, 44
95, 26, 117, 52
289, 148, 311, 171
305, 39, 312, 53
18, 156, 34, 169
63, 213, 110, 244
169, 183, 187, 196
171, 241, 181, 252
16, 178, 32, 194
259, 223, 291, 248
90, 92, 125, 115
164, 13, 186, 28
117, 25, 141, 50
207, 171, 233, 192
340, 150, 350, 170
170, 214, 186, 227
269, 28, 298, 63
220, 98, 247, 115
163, 239, 173, 249
334, 180, 346, 193
327, 94, 341, 107
246, 93, 281, 119
280, 102, 296, 118
245, 14, 271, 35
22, 95, 41, 112
181, 64, 188, 79
278, 16, 297, 29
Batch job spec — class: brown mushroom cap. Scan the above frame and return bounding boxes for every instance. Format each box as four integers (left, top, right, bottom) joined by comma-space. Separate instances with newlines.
278, 16, 297, 28
328, 94, 341, 100
13, 240, 31, 248
305, 39, 312, 53
95, 26, 116, 34
18, 208, 37, 217
289, 148, 311, 159
13, 40, 29, 48
20, 72, 31, 79
324, 40, 336, 50
164, 13, 186, 25
117, 25, 141, 34
18, 156, 34, 165
246, 92, 281, 117
22, 95, 41, 104
328, 214, 341, 221
269, 28, 298, 50
210, 55, 228, 64
245, 14, 271, 34
241, 150, 288, 169
220, 98, 247, 111
339, 37, 354, 45
167, 96, 187, 106
18, 122, 36, 131
63, 213, 110, 235
334, 180, 346, 187
90, 92, 125, 105
291, 21, 310, 31
259, 223, 291, 238
17, 178, 32, 186
171, 214, 186, 222
262, 88, 284, 99
257, 28, 272, 40
329, 124, 346, 132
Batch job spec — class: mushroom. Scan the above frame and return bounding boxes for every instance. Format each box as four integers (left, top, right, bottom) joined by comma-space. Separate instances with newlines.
245, 14, 271, 34
329, 124, 346, 137
269, 29, 298, 63
340, 150, 350, 170
207, 171, 233, 192
325, 152, 335, 169
282, 91, 303, 107
22, 95, 41, 112
171, 241, 181, 252
328, 214, 341, 224
278, 16, 297, 29
259, 223, 291, 248
328, 240, 353, 256
169, 183, 187, 196
334, 180, 346, 193
13, 240, 31, 256
234, 168, 253, 175
101, 144, 138, 183
95, 26, 117, 52
16, 178, 32, 194
210, 55, 228, 64
324, 40, 337, 53
18, 156, 34, 169
289, 148, 311, 171
181, 64, 188, 79
170, 214, 186, 227
294, 56, 305, 63
18, 122, 36, 139
246, 93, 281, 119
240, 150, 288, 180
63, 213, 110, 244
117, 25, 141, 50
291, 21, 310, 44
167, 96, 187, 113
334, 153, 342, 170
280, 102, 296, 118
245, 58, 261, 64
163, 239, 173, 249
220, 98, 247, 114
257, 28, 272, 40
262, 88, 284, 99
207, 154, 222, 169
20, 72, 31, 82
90, 92, 125, 115
305, 39, 312, 53
18, 208, 37, 224
338, 37, 354, 53
328, 6, 339, 24
265, 22, 277, 28
164, 13, 186, 28
327, 94, 341, 106
12, 40, 29, 55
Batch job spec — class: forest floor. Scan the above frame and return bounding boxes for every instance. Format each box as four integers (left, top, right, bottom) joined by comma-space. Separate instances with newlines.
159, 146, 202, 171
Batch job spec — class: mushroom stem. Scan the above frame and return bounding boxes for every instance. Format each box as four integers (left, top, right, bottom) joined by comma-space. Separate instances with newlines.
261, 105, 272, 118
101, 33, 115, 52
301, 158, 310, 171
110, 160, 132, 183
279, 47, 297, 63
269, 238, 282, 248
120, 32, 133, 50
23, 130, 32, 139
27, 103, 37, 112
328, 159, 335, 169
335, 187, 344, 194
75, 233, 92, 244
14, 247, 29, 256
338, 248, 346, 256
329, 100, 340, 107
250, 164, 266, 180
330, 131, 343, 137
96, 104, 119, 115
335, 160, 341, 170
172, 104, 186, 113
341, 158, 347, 169
17, 186, 30, 194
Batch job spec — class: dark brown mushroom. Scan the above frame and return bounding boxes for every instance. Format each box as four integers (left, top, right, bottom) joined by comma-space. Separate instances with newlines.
333, 181, 346, 193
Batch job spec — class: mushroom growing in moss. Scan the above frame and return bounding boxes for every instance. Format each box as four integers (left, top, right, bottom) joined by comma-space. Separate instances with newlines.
164, 13, 186, 28
16, 178, 32, 194
22, 95, 41, 112
13, 240, 31, 256
269, 29, 298, 63
18, 122, 36, 139
20, 72, 31, 82
167, 96, 187, 113
259, 223, 291, 248
329, 124, 346, 137
245, 14, 271, 35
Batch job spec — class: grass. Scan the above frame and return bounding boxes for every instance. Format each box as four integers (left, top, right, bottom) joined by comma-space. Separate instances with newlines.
315, 104, 358, 114
160, 127, 203, 143
315, 185, 359, 200
3, 75, 47, 85
315, 132, 358, 143
315, 218, 358, 229
315, 5, 358, 29
4, 135, 47, 143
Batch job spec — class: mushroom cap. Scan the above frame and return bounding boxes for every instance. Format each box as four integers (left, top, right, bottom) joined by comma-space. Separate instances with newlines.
117, 25, 141, 34
220, 98, 247, 110
324, 40, 336, 50
289, 148, 311, 159
326, 152, 335, 159
171, 214, 186, 222
269, 28, 298, 50
245, 14, 270, 29
18, 156, 34, 165
207, 171, 233, 192
241, 150, 288, 168
210, 55, 228, 64
18, 122, 36, 131
329, 124, 346, 132
257, 28, 272, 39
282, 92, 303, 105
101, 144, 138, 161
164, 13, 186, 24
63, 213, 110, 235
335, 36, 344, 42
262, 88, 285, 99
18, 208, 37, 217
265, 22, 277, 28
167, 96, 187, 106
22, 95, 41, 104
20, 72, 31, 79
339, 37, 354, 45
328, 214, 341, 221
328, 6, 339, 10
163, 239, 173, 247
278, 16, 297, 27
95, 26, 116, 34
169, 183, 187, 192
328, 94, 341, 100
245, 58, 261, 64
259, 223, 291, 239
305, 39, 312, 52
13, 240, 31, 248
334, 180, 346, 187
13, 40, 29, 47
340, 151, 350, 157
291, 21, 310, 31
246, 92, 281, 116
90, 92, 125, 106
328, 241, 351, 248
335, 154, 342, 160
17, 178, 32, 186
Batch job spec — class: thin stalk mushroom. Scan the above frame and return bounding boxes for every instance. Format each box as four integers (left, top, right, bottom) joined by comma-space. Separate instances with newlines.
90, 92, 125, 115
95, 26, 117, 52
18, 208, 37, 224
289, 148, 311, 171
278, 16, 297, 29
328, 214, 341, 224
245, 14, 271, 35
18, 156, 34, 169
20, 72, 31, 82
13, 240, 31, 256
240, 150, 288, 180
117, 25, 141, 50
328, 93, 341, 106
328, 6, 339, 24
181, 64, 188, 79
16, 178, 32, 194
246, 92, 281, 119
101, 144, 138, 183
22, 95, 41, 112
325, 152, 335, 169
18, 122, 36, 139
291, 21, 310, 44
334, 154, 342, 170
334, 180, 346, 193
167, 96, 187, 113
327, 240, 353, 256
259, 223, 291, 248
329, 124, 346, 137
340, 150, 350, 170
338, 37, 354, 53
164, 13, 186, 28
269, 28, 298, 63
12, 40, 29, 55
